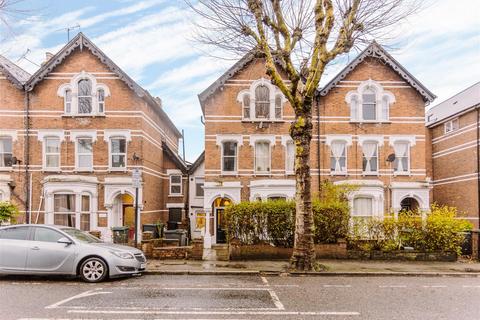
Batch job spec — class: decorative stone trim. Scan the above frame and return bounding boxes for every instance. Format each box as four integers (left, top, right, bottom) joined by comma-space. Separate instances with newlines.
0, 130, 18, 141
249, 134, 276, 146
280, 135, 293, 146
358, 135, 384, 147
37, 129, 65, 141
389, 135, 416, 147
103, 129, 131, 142
325, 135, 353, 146
70, 130, 97, 142
215, 134, 243, 146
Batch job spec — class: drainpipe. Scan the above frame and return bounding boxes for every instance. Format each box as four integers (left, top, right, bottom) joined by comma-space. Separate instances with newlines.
24, 91, 31, 223
316, 95, 321, 191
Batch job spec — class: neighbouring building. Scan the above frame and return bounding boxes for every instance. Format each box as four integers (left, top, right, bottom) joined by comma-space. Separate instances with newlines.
0, 33, 188, 241
198, 42, 436, 248
187, 152, 205, 239
426, 82, 480, 227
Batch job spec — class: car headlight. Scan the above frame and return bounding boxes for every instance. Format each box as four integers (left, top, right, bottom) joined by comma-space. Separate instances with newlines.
109, 250, 134, 259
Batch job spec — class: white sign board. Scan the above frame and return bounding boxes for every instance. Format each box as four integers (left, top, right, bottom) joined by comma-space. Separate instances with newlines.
132, 168, 142, 188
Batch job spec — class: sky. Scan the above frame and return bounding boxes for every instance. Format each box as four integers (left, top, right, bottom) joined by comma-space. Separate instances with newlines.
1, 0, 479, 162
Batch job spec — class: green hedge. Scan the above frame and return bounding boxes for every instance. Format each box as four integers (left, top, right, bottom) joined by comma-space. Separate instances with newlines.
225, 199, 349, 247
0, 201, 19, 224
348, 205, 472, 255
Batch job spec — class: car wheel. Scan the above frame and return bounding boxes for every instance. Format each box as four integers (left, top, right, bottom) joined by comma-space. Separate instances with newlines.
79, 257, 108, 283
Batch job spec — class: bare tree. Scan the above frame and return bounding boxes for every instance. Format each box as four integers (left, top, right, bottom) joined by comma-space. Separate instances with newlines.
188, 0, 422, 271
0, 0, 28, 40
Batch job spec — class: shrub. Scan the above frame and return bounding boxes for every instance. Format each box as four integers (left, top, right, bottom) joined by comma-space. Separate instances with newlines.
0, 201, 19, 224
348, 205, 472, 255
313, 200, 350, 244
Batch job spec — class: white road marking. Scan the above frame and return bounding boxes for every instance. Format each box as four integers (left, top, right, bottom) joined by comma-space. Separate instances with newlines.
379, 285, 407, 288
45, 288, 112, 309
462, 285, 480, 288
267, 288, 285, 310
67, 310, 360, 316
422, 285, 447, 288
323, 284, 352, 288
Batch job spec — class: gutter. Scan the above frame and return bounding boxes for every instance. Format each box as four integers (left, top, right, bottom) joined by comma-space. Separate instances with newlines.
24, 91, 31, 223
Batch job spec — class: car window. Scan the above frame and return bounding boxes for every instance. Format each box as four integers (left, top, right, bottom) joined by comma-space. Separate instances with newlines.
0, 227, 30, 240
33, 227, 64, 243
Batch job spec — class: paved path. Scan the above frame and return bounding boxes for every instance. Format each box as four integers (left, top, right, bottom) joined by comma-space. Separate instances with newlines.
2, 274, 480, 319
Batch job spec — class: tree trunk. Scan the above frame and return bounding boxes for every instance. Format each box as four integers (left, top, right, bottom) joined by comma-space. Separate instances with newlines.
289, 97, 315, 271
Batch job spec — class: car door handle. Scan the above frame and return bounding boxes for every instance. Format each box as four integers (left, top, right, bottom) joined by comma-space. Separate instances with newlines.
31, 246, 40, 250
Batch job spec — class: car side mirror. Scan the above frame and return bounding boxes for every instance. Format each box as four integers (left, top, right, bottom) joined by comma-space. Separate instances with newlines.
57, 237, 73, 245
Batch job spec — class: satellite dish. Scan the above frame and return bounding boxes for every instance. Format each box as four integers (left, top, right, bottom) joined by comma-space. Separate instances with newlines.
386, 153, 396, 162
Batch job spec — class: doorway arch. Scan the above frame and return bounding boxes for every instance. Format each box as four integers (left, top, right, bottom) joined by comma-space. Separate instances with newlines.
400, 197, 420, 213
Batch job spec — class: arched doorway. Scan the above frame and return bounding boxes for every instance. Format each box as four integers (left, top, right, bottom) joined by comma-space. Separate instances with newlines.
212, 197, 231, 243
112, 193, 135, 241
400, 197, 420, 213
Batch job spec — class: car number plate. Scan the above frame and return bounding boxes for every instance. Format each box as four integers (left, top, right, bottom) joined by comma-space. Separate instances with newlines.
140, 263, 146, 269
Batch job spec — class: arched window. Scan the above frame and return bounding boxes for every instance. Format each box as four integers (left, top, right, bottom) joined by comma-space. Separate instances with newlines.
362, 88, 376, 120
78, 79, 93, 114
64, 89, 72, 114
243, 94, 250, 119
255, 85, 270, 118
275, 94, 282, 119
97, 89, 105, 114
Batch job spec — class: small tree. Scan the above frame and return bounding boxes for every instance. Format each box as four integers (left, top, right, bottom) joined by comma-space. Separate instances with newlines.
0, 200, 19, 224
188, 0, 423, 271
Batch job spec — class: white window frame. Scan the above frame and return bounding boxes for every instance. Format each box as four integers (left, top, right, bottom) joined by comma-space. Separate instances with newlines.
237, 78, 285, 122
393, 141, 410, 175
345, 79, 395, 123
43, 137, 61, 171
444, 118, 459, 134
0, 135, 14, 170
362, 141, 379, 176
221, 141, 238, 174
75, 137, 94, 172
108, 136, 127, 171
169, 174, 183, 196
254, 140, 271, 175
352, 196, 374, 217
285, 140, 295, 175
57, 71, 110, 117
389, 136, 416, 176
330, 140, 348, 175
216, 135, 243, 175
194, 177, 205, 198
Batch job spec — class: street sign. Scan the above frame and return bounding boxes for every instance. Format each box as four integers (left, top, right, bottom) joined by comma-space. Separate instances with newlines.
132, 168, 142, 188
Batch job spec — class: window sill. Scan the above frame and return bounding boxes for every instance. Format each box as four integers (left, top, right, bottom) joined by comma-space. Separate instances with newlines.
242, 119, 285, 123
42, 168, 62, 173
350, 120, 390, 124
168, 194, 183, 197
108, 168, 128, 173
254, 172, 271, 176
0, 167, 13, 172
62, 113, 106, 118
74, 169, 94, 173
362, 172, 379, 176
393, 172, 411, 176
221, 172, 238, 176
330, 172, 348, 176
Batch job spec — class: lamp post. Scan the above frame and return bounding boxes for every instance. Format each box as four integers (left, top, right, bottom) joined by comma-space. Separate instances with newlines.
132, 153, 141, 248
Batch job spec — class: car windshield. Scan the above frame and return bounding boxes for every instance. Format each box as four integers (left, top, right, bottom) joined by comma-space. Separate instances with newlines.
60, 228, 103, 243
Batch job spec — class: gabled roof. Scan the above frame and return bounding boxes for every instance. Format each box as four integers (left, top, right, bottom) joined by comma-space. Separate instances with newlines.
162, 141, 188, 173
318, 41, 436, 103
24, 32, 181, 138
188, 151, 204, 175
198, 50, 257, 113
0, 54, 31, 89
426, 81, 480, 127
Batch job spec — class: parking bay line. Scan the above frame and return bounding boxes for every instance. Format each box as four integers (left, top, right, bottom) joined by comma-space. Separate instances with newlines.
67, 310, 361, 316
45, 288, 112, 309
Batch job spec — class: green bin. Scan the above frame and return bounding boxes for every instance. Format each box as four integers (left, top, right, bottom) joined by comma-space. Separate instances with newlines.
112, 226, 129, 244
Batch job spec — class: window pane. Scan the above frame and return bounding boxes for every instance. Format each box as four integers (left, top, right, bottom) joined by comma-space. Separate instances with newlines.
255, 85, 270, 118
353, 197, 373, 216
286, 141, 295, 172
363, 93, 375, 103
243, 95, 250, 119
78, 97, 92, 113
34, 228, 63, 242
111, 138, 126, 153
223, 142, 236, 156
54, 214, 75, 227
171, 185, 181, 194
78, 139, 92, 153
80, 214, 90, 231
255, 141, 270, 172
78, 79, 92, 96
0, 227, 29, 240
196, 182, 204, 197
46, 155, 59, 168
78, 155, 92, 168
363, 104, 376, 120
82, 195, 90, 212
112, 155, 125, 167
54, 194, 75, 212
0, 137, 12, 153
171, 175, 181, 184
45, 138, 60, 153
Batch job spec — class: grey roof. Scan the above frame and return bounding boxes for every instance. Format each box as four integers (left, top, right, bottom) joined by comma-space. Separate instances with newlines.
25, 32, 182, 138
318, 41, 436, 103
0, 54, 31, 89
426, 81, 480, 127
198, 51, 257, 112
188, 151, 204, 175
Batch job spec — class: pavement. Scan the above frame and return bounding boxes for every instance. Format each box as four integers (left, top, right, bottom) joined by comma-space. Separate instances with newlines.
2, 273, 480, 319
146, 258, 480, 276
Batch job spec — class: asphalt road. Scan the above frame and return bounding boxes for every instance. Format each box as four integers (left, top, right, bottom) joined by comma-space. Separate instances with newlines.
1, 274, 480, 320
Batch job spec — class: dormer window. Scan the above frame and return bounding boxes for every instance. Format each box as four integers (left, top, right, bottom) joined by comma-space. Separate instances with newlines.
346, 79, 395, 123
237, 78, 285, 121
58, 71, 110, 116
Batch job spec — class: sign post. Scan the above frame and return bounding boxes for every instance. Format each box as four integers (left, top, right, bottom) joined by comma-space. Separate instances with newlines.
132, 168, 142, 248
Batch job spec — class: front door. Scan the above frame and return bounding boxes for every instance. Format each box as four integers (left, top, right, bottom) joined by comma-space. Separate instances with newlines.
215, 208, 226, 243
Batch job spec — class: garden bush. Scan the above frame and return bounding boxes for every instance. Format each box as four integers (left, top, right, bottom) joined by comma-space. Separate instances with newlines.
0, 201, 19, 224
348, 205, 472, 255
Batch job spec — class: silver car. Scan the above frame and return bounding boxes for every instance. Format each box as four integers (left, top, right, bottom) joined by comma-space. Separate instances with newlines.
0, 224, 146, 283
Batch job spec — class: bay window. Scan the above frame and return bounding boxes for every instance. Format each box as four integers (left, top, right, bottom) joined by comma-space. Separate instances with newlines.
54, 194, 76, 227
353, 196, 373, 217
81, 194, 90, 231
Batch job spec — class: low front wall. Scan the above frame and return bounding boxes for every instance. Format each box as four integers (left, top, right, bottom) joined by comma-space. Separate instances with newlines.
347, 250, 457, 262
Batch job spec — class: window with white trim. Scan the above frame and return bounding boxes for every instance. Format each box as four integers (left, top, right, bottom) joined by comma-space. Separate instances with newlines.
353, 197, 373, 217
362, 142, 378, 174
242, 94, 250, 119
76, 138, 93, 171
255, 141, 271, 173
275, 95, 282, 119
64, 89, 72, 113
78, 79, 93, 114
54, 194, 76, 227
80, 194, 90, 231
44, 137, 60, 169
110, 137, 126, 169
195, 177, 204, 197
0, 137, 13, 168
393, 142, 410, 174
255, 85, 270, 118
330, 141, 347, 174
97, 89, 105, 114
237, 79, 285, 121
346, 80, 395, 123
169, 175, 182, 195
444, 118, 459, 134
222, 141, 237, 173
286, 140, 295, 174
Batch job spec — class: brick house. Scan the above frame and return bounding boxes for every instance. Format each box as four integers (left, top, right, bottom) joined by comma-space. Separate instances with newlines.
426, 82, 480, 227
0, 33, 187, 241
198, 42, 436, 248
